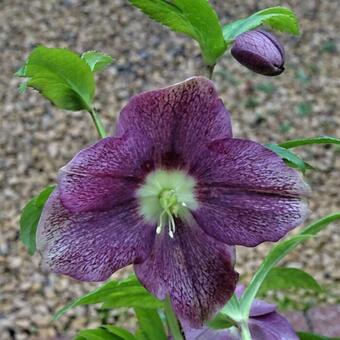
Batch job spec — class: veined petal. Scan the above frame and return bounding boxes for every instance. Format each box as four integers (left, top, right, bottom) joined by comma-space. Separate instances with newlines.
116, 77, 232, 168
191, 138, 309, 246
194, 188, 308, 246
59, 135, 153, 213
192, 138, 310, 197
249, 312, 299, 340
134, 216, 238, 327
37, 190, 155, 281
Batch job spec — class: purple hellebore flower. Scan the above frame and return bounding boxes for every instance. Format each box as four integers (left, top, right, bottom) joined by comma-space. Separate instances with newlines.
184, 285, 298, 340
231, 30, 285, 76
37, 77, 309, 326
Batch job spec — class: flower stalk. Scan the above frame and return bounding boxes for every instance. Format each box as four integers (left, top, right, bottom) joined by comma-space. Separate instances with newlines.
164, 297, 184, 340
89, 108, 106, 139
240, 320, 252, 340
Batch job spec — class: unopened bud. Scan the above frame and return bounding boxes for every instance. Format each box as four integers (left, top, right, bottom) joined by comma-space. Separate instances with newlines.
231, 30, 285, 76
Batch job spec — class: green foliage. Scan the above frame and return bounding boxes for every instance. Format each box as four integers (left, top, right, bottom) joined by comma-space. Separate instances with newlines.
20, 185, 55, 255
54, 275, 163, 320
81, 51, 114, 72
278, 136, 340, 149
265, 143, 313, 172
207, 312, 234, 330
240, 235, 311, 316
128, 0, 225, 65
74, 326, 135, 340
223, 6, 299, 44
298, 332, 336, 340
258, 267, 323, 296
16, 46, 95, 111
240, 212, 340, 317
134, 308, 167, 340
103, 326, 137, 340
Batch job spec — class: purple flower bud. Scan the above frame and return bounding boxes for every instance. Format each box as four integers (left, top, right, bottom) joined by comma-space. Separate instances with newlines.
231, 30, 285, 76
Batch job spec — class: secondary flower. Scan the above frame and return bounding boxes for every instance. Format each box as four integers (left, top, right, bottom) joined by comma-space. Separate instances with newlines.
231, 30, 285, 76
37, 77, 309, 326
184, 304, 298, 340
184, 285, 298, 339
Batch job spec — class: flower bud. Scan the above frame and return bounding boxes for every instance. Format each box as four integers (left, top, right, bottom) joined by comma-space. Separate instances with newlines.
231, 30, 285, 76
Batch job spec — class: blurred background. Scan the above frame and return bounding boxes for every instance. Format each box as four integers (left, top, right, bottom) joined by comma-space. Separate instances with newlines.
1, 0, 339, 339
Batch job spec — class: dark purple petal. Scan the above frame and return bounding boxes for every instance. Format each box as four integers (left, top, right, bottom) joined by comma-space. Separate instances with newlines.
231, 30, 285, 76
134, 217, 238, 327
59, 136, 153, 213
249, 311, 299, 340
191, 138, 309, 246
37, 190, 155, 281
116, 77, 232, 168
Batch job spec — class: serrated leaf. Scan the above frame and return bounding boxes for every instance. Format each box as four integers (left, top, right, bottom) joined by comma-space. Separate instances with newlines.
223, 6, 299, 43
240, 212, 340, 317
20, 185, 55, 255
134, 308, 167, 340
81, 51, 114, 72
103, 326, 137, 340
278, 136, 340, 149
266, 143, 313, 172
74, 328, 118, 340
129, 0, 225, 65
258, 267, 323, 296
297, 332, 335, 340
17, 45, 95, 111
54, 275, 163, 320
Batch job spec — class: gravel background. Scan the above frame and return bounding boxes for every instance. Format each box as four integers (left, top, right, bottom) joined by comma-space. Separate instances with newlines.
1, 0, 339, 339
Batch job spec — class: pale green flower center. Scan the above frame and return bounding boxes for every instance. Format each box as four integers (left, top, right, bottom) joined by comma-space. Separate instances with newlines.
137, 169, 198, 238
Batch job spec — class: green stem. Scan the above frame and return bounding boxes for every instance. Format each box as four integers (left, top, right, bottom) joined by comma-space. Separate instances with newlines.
240, 321, 252, 340
206, 64, 215, 79
164, 297, 184, 340
89, 108, 106, 139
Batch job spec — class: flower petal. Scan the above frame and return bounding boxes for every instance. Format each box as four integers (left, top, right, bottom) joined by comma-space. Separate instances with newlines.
250, 300, 277, 317
193, 138, 310, 196
183, 325, 234, 340
59, 135, 153, 213
249, 311, 299, 340
134, 216, 238, 327
116, 77, 232, 168
192, 138, 310, 246
37, 189, 155, 281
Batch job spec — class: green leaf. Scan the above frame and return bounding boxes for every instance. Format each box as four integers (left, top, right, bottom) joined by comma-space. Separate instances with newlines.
81, 51, 114, 72
134, 308, 167, 340
74, 328, 119, 340
207, 313, 234, 330
297, 332, 336, 340
20, 185, 55, 255
258, 267, 323, 296
17, 45, 95, 111
54, 275, 163, 320
103, 326, 137, 340
129, 0, 225, 65
240, 212, 340, 317
223, 6, 299, 43
240, 235, 311, 317
278, 136, 340, 149
265, 143, 313, 172
102, 290, 163, 309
